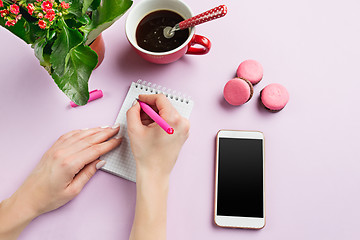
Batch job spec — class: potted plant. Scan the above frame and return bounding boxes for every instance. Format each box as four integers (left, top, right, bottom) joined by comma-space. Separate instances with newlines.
0, 0, 133, 105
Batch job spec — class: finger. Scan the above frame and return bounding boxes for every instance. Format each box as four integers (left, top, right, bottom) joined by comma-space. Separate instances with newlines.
141, 119, 154, 126
138, 93, 172, 109
138, 94, 176, 118
64, 126, 121, 157
127, 101, 146, 133
59, 127, 105, 148
67, 160, 101, 197
54, 130, 82, 146
81, 126, 120, 147
72, 137, 122, 172
140, 110, 153, 121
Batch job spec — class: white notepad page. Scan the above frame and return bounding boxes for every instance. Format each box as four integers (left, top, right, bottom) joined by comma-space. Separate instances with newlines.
100, 80, 194, 182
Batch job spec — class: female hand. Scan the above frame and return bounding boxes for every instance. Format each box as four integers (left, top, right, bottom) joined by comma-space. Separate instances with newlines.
127, 94, 190, 240
18, 126, 122, 215
127, 94, 190, 178
0, 126, 122, 240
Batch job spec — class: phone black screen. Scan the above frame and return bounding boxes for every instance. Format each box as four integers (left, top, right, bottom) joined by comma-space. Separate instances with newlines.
217, 138, 263, 218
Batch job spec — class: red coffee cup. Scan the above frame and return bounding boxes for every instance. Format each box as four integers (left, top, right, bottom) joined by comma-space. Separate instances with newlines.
125, 0, 211, 64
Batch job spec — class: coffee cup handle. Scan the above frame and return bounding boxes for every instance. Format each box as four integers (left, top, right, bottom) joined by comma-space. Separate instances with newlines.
186, 35, 211, 55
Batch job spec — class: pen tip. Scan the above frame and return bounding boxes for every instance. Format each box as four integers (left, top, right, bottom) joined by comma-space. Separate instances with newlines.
167, 128, 174, 134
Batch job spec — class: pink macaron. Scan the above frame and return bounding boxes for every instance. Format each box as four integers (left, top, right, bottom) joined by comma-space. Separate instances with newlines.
237, 59, 263, 85
261, 83, 289, 111
223, 78, 254, 106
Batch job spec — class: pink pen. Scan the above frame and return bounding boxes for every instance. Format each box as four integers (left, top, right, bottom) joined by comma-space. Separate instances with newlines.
137, 99, 174, 134
70, 89, 103, 107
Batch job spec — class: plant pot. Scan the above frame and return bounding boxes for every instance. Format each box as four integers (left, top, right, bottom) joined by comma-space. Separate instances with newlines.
89, 34, 105, 69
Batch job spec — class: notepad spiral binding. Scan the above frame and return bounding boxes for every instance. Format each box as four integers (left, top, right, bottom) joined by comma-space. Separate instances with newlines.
135, 79, 192, 104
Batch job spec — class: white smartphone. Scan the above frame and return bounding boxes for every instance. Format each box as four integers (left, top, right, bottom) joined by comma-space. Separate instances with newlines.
214, 130, 265, 229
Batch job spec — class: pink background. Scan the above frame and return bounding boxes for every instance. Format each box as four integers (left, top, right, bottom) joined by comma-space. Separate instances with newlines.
1, 0, 359, 239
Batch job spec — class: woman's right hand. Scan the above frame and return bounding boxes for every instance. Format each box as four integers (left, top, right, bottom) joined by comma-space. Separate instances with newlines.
127, 94, 190, 240
126, 94, 190, 178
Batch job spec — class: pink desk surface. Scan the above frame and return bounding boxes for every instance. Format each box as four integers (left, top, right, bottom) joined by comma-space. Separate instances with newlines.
1, 0, 360, 239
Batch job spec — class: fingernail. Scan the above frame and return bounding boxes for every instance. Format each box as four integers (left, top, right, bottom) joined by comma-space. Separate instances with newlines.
101, 126, 110, 129
112, 123, 120, 129
96, 160, 106, 170
132, 100, 138, 106
115, 136, 122, 140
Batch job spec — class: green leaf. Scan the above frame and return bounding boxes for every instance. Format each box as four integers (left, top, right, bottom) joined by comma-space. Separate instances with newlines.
64, 18, 85, 29
47, 29, 56, 41
77, 14, 91, 25
33, 38, 51, 72
89, 0, 101, 11
51, 45, 98, 105
83, 0, 133, 45
50, 19, 84, 77
0, 17, 36, 44
67, 0, 96, 18
68, 0, 84, 18
82, 0, 94, 15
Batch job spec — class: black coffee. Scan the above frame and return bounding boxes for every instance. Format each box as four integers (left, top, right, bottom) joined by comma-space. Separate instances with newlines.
136, 10, 190, 52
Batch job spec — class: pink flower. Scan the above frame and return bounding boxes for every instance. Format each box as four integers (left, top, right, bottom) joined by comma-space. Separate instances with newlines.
27, 4, 35, 15
38, 12, 43, 18
36, 0, 42, 2
44, 9, 55, 21
0, 9, 8, 17
38, 19, 46, 29
60, 1, 70, 9
10, 4, 20, 15
5, 20, 16, 26
16, 14, 21, 20
0, 0, 3, 8
41, 1, 53, 11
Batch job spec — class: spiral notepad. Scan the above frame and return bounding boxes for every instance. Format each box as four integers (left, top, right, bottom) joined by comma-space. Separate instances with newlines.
100, 80, 194, 182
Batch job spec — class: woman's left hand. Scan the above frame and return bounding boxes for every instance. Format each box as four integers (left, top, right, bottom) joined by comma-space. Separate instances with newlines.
0, 125, 122, 240
17, 125, 122, 215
